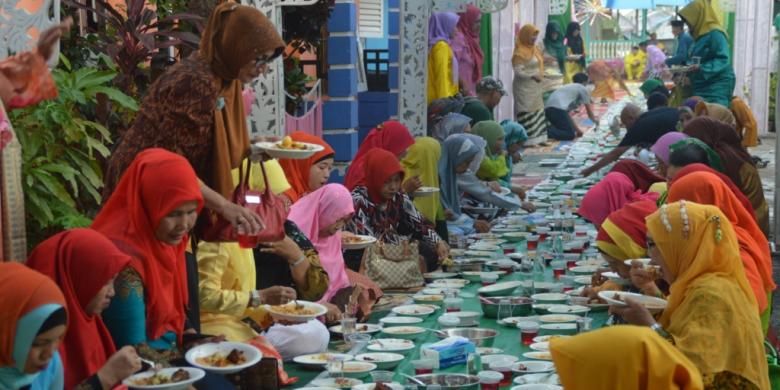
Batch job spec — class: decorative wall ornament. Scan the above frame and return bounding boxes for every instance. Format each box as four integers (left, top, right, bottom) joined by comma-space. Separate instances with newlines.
549, 0, 569, 16
575, 0, 612, 26
431, 0, 468, 12
476, 0, 509, 13
0, 0, 60, 65
398, 0, 431, 136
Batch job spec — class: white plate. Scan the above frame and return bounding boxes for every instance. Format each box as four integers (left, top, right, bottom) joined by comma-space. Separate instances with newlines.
568, 265, 598, 274
311, 377, 363, 389
292, 353, 354, 369
297, 387, 340, 390
185, 342, 261, 374
354, 352, 405, 370
512, 360, 555, 374
421, 288, 448, 295
460, 271, 505, 282
254, 141, 324, 159
413, 187, 440, 197
476, 347, 504, 355
123, 367, 205, 390
546, 305, 590, 315
539, 314, 580, 323
532, 335, 570, 343
522, 351, 553, 361
623, 258, 652, 267
482, 354, 519, 366
499, 316, 539, 326
380, 326, 427, 339
391, 305, 436, 317
540, 323, 577, 331
413, 294, 444, 305
469, 243, 502, 251
529, 342, 550, 351
367, 338, 416, 353
513, 373, 560, 386
342, 235, 377, 250
511, 384, 562, 390
430, 279, 470, 288
597, 291, 668, 312
601, 271, 623, 280
352, 383, 404, 390
576, 259, 605, 267
423, 272, 458, 279
531, 293, 569, 302
379, 316, 423, 326
265, 301, 328, 323
477, 281, 524, 295
573, 276, 591, 285
464, 250, 497, 258
519, 281, 561, 291
498, 187, 512, 196
329, 361, 376, 378
329, 324, 382, 335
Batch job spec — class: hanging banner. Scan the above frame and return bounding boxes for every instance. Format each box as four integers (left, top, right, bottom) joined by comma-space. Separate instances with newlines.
550, 0, 569, 15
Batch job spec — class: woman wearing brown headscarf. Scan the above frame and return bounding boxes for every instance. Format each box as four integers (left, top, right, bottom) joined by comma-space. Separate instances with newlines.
684, 116, 770, 235
512, 24, 547, 146
103, 2, 284, 234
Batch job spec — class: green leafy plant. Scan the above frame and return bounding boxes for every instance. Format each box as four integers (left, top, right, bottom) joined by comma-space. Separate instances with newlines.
284, 56, 314, 114
8, 55, 138, 245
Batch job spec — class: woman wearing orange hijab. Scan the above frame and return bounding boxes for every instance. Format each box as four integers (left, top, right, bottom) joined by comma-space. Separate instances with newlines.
512, 24, 547, 146
0, 263, 67, 389
26, 229, 142, 389
95, 149, 206, 362
277, 131, 335, 203
668, 170, 775, 333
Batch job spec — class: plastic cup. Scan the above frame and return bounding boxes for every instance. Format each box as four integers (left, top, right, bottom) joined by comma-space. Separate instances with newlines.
577, 317, 594, 333
481, 273, 498, 286
371, 370, 394, 384
527, 235, 540, 250
551, 261, 566, 280
536, 227, 550, 242
501, 243, 516, 255
411, 359, 435, 375
345, 333, 371, 349
517, 321, 540, 346
443, 297, 463, 313
489, 360, 515, 386
478, 370, 503, 390
340, 316, 357, 339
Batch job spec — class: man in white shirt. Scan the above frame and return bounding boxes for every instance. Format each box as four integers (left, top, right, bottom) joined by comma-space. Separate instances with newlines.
544, 73, 599, 140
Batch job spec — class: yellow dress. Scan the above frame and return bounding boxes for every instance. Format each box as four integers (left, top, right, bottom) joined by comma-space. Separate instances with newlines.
624, 51, 647, 81
427, 41, 459, 103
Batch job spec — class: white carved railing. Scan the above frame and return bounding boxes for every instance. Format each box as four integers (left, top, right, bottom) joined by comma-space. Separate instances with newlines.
284, 79, 323, 137
588, 40, 640, 62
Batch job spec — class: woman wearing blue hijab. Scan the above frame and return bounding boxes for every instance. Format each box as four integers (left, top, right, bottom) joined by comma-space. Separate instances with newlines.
0, 263, 67, 390
500, 119, 527, 184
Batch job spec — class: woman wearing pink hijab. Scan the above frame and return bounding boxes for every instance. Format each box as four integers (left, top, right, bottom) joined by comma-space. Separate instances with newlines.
451, 5, 484, 96
288, 184, 383, 319
577, 172, 658, 227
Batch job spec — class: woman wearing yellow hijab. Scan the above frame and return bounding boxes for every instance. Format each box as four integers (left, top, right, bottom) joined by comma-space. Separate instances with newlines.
611, 201, 769, 390
512, 24, 547, 146
678, 0, 735, 106
401, 137, 445, 237
551, 325, 704, 390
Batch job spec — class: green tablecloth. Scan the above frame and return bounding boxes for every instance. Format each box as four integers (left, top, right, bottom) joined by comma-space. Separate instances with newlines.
288, 248, 610, 388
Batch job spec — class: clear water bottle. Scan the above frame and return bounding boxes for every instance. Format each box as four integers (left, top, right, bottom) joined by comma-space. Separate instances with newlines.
531, 255, 546, 294
552, 233, 564, 259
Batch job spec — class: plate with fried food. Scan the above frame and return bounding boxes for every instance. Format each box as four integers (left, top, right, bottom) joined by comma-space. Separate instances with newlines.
342, 234, 377, 250
598, 291, 668, 313
254, 136, 324, 159
265, 300, 328, 323
123, 367, 204, 389
185, 342, 262, 374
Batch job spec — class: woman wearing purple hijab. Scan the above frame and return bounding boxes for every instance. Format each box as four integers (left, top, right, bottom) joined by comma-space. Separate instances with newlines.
450, 5, 483, 96
428, 12, 460, 103
650, 131, 689, 176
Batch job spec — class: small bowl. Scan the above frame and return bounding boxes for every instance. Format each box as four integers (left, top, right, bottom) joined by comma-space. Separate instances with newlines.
480, 296, 533, 318
435, 328, 499, 347
354, 352, 405, 370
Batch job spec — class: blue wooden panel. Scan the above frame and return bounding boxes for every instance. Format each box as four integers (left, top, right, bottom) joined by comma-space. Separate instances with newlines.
328, 68, 358, 97
327, 36, 357, 65
324, 130, 359, 162
327, 2, 356, 33
323, 100, 358, 129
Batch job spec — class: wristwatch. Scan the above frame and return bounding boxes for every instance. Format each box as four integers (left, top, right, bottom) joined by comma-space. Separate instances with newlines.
650, 322, 671, 339
250, 290, 262, 307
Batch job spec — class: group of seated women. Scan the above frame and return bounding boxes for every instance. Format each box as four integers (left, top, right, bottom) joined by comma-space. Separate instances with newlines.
569, 98, 773, 388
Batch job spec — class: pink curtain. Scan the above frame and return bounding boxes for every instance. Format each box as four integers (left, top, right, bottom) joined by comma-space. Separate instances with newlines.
285, 98, 323, 138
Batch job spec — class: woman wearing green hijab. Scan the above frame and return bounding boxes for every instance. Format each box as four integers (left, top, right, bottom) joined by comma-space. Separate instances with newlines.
473, 121, 510, 183
639, 78, 669, 99
542, 22, 567, 76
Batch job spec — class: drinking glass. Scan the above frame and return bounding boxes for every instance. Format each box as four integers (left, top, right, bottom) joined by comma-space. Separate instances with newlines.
517, 321, 540, 346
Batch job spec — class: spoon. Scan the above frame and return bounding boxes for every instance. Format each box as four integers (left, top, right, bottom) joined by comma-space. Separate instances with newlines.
139, 357, 161, 372
399, 373, 425, 386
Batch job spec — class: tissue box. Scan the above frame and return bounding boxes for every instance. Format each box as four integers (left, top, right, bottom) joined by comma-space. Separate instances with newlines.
421, 336, 476, 369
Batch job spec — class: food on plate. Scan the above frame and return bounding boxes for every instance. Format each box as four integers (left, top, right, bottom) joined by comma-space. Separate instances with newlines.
516, 363, 528, 372
343, 235, 366, 243
195, 349, 247, 367
131, 369, 190, 385
277, 136, 310, 150
334, 377, 354, 387
269, 303, 318, 315
358, 324, 369, 332
374, 382, 392, 390
386, 327, 419, 334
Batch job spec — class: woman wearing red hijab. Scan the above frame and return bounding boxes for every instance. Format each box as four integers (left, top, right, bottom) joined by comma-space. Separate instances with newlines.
94, 149, 206, 363
26, 229, 142, 389
343, 120, 415, 191
345, 149, 449, 275
609, 160, 665, 193
277, 131, 335, 204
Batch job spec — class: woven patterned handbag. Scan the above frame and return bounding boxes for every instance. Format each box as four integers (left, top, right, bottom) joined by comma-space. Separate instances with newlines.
365, 236, 424, 290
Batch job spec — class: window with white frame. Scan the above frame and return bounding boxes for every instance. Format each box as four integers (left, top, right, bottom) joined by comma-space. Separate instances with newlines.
358, 0, 384, 38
